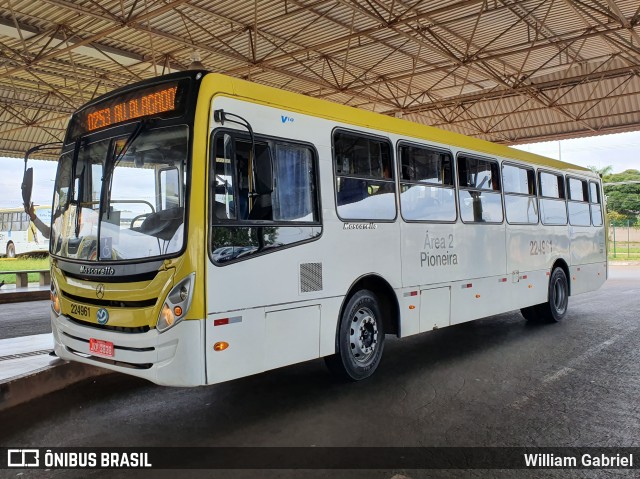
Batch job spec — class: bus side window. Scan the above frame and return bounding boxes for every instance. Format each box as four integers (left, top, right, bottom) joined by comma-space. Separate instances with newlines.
567, 177, 590, 226
333, 130, 396, 221
398, 143, 456, 222
210, 131, 321, 264
589, 181, 603, 227
457, 155, 503, 223
538, 171, 567, 225
503, 163, 538, 224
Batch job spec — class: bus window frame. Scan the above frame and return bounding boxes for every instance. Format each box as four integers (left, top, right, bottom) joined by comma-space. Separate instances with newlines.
537, 168, 568, 226
501, 161, 539, 226
331, 127, 398, 223
208, 128, 323, 267
566, 175, 589, 203
455, 152, 505, 225
566, 175, 591, 227
589, 180, 603, 227
396, 139, 458, 224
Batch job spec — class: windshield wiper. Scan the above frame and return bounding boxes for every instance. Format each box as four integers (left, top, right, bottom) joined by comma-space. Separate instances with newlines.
112, 119, 147, 170
101, 120, 148, 221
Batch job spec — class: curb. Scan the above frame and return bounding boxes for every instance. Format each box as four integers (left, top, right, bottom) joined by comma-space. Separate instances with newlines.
0, 359, 112, 412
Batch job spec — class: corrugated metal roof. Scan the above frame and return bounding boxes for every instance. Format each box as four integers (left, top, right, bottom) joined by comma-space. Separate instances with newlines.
0, 0, 639, 160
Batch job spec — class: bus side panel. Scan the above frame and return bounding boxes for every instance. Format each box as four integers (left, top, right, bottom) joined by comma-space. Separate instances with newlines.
569, 262, 607, 296
505, 222, 571, 311
400, 222, 507, 294
505, 223, 569, 278
206, 306, 266, 384
263, 304, 321, 371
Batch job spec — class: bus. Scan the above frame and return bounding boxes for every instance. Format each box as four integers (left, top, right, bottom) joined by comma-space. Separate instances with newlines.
42, 71, 606, 386
0, 206, 51, 258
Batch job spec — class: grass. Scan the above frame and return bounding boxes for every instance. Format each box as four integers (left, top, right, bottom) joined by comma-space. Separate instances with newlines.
608, 242, 640, 261
0, 255, 50, 285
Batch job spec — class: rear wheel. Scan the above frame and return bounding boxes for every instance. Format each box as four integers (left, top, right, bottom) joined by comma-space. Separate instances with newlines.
520, 304, 540, 322
537, 267, 569, 323
6, 242, 15, 258
325, 289, 385, 381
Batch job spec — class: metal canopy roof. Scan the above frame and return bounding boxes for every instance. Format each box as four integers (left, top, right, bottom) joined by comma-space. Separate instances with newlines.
1, 0, 639, 160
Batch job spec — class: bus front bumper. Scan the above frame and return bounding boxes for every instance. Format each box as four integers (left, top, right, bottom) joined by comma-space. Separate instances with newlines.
52, 314, 206, 387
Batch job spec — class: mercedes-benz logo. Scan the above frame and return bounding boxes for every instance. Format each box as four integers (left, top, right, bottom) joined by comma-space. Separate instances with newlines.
96, 283, 105, 299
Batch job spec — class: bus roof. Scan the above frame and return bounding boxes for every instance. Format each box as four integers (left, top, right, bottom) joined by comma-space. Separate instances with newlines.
203, 73, 596, 178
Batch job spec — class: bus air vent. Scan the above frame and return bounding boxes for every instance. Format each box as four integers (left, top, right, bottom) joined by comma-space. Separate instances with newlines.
300, 262, 323, 293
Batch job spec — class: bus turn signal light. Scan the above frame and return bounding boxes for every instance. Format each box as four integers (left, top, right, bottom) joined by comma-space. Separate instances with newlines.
50, 283, 60, 316
173, 305, 183, 317
214, 342, 229, 351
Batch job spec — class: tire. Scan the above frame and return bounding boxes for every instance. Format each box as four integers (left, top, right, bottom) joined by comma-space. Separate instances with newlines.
520, 304, 540, 322
325, 289, 385, 381
6, 242, 15, 258
537, 267, 569, 323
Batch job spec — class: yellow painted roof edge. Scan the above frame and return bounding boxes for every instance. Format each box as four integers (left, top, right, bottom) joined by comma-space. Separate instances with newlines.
202, 73, 594, 177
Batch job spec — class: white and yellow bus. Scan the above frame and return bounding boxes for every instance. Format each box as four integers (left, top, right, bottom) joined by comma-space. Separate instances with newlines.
44, 71, 606, 386
0, 206, 51, 258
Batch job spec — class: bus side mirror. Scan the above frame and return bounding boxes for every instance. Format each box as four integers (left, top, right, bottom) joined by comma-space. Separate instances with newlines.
22, 167, 33, 209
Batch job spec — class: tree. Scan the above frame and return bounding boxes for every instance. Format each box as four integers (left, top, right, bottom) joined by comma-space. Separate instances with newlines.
588, 165, 613, 176
603, 169, 640, 225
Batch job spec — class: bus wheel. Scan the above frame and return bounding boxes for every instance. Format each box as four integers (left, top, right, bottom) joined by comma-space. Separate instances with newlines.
520, 305, 540, 322
325, 289, 385, 381
538, 267, 569, 323
6, 242, 15, 258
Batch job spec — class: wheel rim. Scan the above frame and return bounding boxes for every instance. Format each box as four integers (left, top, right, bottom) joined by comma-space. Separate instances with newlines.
349, 307, 379, 364
553, 276, 567, 314
7, 244, 14, 258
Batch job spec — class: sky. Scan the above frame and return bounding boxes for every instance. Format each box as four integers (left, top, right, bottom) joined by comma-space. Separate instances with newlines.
1, 130, 638, 209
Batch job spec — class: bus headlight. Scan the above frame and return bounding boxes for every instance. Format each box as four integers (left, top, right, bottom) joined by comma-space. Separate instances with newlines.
156, 273, 195, 333
50, 281, 61, 316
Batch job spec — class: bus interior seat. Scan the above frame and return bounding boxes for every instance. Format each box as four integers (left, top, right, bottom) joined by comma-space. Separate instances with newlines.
139, 207, 184, 241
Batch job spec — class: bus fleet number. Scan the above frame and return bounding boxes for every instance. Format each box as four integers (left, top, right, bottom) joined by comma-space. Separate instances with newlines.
71, 304, 91, 318
530, 240, 553, 256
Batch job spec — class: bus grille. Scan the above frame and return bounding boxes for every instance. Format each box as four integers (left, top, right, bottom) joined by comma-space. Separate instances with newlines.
300, 262, 323, 292
66, 315, 150, 334
62, 290, 157, 308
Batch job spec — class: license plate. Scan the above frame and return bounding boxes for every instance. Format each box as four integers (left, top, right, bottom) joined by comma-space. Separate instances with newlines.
70, 303, 91, 319
89, 338, 114, 357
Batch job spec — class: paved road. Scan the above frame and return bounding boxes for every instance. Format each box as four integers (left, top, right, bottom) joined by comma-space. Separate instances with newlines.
1, 267, 638, 478
0, 300, 50, 339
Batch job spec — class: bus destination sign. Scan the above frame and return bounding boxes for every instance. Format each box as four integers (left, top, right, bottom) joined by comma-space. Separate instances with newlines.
70, 81, 184, 139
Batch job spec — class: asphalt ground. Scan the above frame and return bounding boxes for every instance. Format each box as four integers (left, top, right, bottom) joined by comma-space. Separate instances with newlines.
0, 300, 50, 340
1, 266, 639, 479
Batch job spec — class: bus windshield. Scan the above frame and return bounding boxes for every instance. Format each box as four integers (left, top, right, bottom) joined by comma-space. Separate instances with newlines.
51, 125, 188, 262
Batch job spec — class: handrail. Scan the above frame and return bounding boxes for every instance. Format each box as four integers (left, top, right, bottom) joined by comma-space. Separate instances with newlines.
0, 269, 50, 288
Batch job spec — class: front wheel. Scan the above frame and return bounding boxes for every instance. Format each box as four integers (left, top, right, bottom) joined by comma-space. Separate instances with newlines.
6, 242, 15, 258
537, 267, 569, 323
325, 290, 385, 381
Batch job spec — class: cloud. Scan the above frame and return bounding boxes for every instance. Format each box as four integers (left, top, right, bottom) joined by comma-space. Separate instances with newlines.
0, 158, 57, 209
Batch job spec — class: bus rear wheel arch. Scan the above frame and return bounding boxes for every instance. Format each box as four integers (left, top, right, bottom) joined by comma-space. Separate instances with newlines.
521, 263, 570, 323
6, 242, 15, 258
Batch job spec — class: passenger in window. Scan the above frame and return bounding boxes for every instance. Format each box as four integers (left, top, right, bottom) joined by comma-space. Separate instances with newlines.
373, 164, 395, 195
